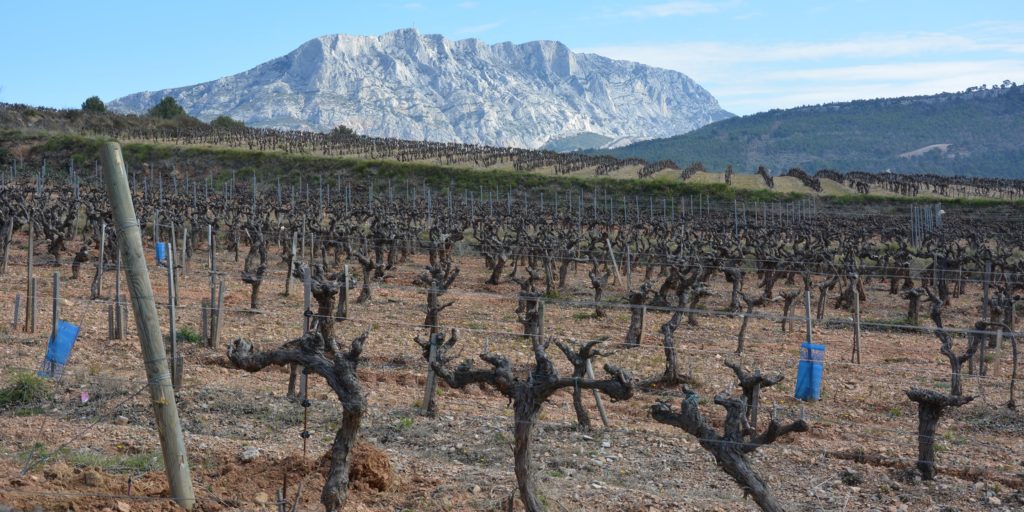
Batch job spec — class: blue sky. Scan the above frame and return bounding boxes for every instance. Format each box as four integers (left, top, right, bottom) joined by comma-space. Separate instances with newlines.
1, 1, 1021, 115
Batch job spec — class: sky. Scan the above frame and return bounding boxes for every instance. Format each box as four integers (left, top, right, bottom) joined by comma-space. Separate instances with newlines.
1, 1, 1022, 116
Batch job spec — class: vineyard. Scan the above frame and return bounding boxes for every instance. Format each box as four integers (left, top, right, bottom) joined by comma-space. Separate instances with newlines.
1, 139, 1023, 512
5, 102, 1024, 200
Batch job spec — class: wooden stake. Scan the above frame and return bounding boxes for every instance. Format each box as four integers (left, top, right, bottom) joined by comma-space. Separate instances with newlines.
51, 272, 59, 339
12, 294, 21, 331
584, 357, 610, 427
167, 249, 179, 390
99, 142, 196, 510
851, 279, 861, 364
25, 221, 33, 332
211, 278, 225, 349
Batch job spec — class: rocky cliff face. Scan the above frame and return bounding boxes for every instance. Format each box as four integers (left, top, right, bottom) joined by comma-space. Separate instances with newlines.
110, 28, 732, 148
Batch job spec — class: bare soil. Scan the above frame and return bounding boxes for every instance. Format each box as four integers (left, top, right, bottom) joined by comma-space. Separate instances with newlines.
1, 232, 1022, 511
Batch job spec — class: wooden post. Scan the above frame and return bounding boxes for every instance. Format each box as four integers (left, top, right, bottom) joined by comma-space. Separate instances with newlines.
200, 299, 209, 343
96, 223, 106, 298
25, 221, 33, 333
605, 238, 621, 285
337, 264, 350, 321
12, 294, 21, 331
211, 279, 225, 349
107, 304, 115, 340
303, 266, 312, 335
167, 249, 179, 390
537, 300, 546, 339
99, 142, 196, 510
584, 358, 610, 427
118, 294, 127, 340
0, 220, 12, 275
991, 327, 1005, 378
29, 277, 37, 334
181, 226, 189, 275
284, 232, 296, 297
115, 248, 124, 339
638, 305, 647, 345
169, 224, 179, 307
982, 261, 992, 320
51, 272, 59, 339
625, 245, 632, 291
207, 224, 216, 347
851, 279, 861, 364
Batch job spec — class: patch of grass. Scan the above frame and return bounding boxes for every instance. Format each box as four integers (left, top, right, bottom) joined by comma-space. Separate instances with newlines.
0, 373, 50, 408
942, 432, 968, 445
177, 326, 202, 344
573, 311, 596, 320
20, 443, 162, 473
887, 406, 903, 418
396, 416, 414, 430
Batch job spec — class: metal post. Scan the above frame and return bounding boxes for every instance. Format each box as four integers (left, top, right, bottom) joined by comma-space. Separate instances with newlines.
804, 289, 813, 344
99, 142, 195, 510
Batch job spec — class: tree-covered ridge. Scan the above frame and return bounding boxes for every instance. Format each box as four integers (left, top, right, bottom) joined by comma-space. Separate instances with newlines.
598, 83, 1024, 178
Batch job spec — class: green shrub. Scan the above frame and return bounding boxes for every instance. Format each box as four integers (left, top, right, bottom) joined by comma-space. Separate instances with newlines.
0, 373, 50, 407
177, 326, 202, 344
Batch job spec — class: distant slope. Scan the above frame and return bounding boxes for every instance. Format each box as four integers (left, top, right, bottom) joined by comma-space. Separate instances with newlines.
540, 132, 614, 152
598, 84, 1024, 178
108, 28, 732, 149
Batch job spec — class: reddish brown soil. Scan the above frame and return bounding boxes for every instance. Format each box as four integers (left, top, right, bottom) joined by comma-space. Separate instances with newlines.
1, 231, 1022, 511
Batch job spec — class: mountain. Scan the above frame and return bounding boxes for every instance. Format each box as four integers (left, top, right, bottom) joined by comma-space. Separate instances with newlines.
596, 83, 1024, 178
108, 28, 732, 149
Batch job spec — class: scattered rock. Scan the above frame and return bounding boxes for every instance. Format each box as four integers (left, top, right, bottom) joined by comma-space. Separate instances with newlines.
471, 484, 481, 494
840, 467, 864, 486
113, 416, 129, 425
239, 446, 260, 463
114, 501, 131, 512
988, 496, 1002, 506
254, 492, 269, 505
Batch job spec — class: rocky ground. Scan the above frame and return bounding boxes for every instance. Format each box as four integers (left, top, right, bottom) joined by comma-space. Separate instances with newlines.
1, 232, 1022, 511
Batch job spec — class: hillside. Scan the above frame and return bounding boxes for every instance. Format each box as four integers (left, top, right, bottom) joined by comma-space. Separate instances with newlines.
598, 83, 1024, 178
108, 28, 731, 149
